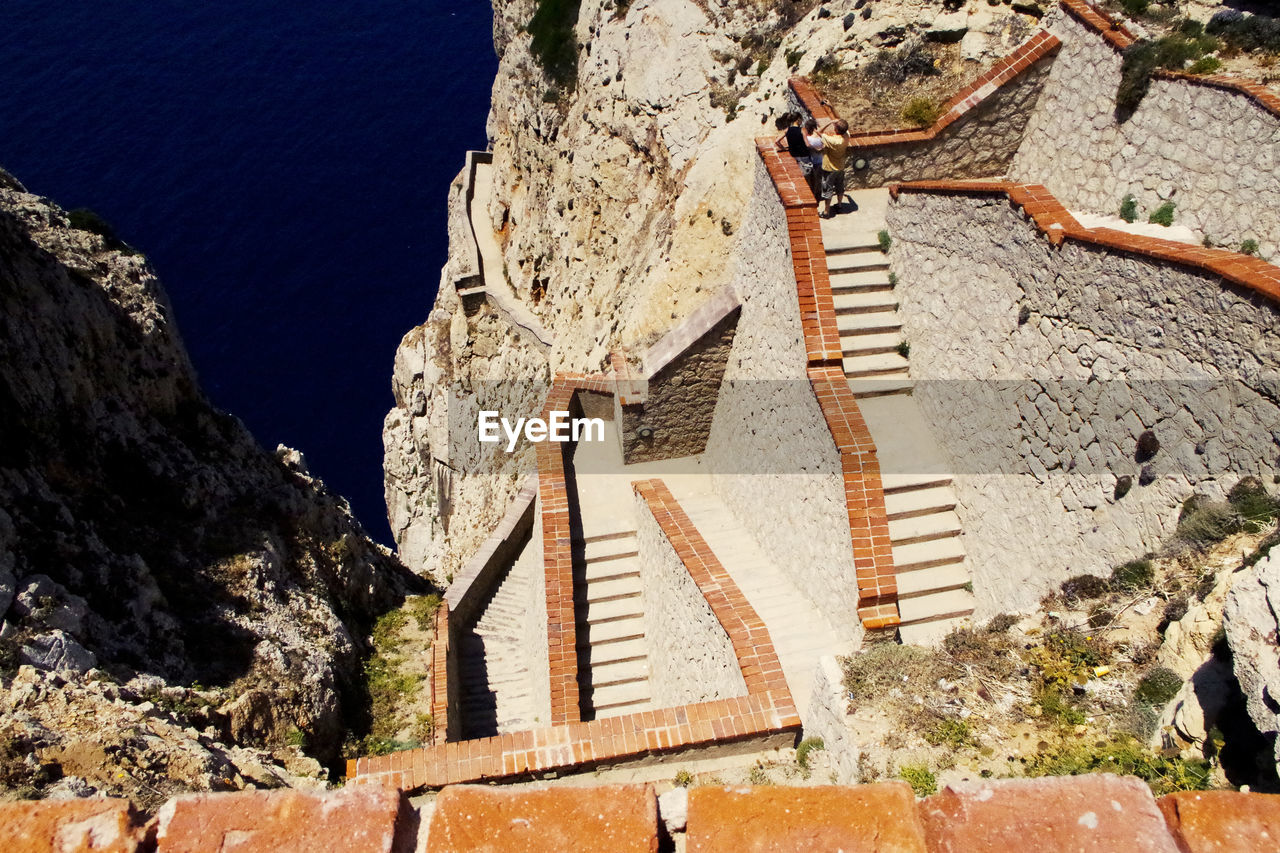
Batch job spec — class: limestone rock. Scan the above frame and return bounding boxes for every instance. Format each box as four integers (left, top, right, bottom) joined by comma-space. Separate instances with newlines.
1223, 553, 1280, 776
20, 630, 97, 674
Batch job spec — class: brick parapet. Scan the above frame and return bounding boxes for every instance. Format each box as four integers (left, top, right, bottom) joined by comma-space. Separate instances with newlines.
8, 777, 1278, 850
889, 180, 1280, 305
755, 141, 900, 630
634, 479, 791, 696
1057, 0, 1137, 50
431, 605, 453, 744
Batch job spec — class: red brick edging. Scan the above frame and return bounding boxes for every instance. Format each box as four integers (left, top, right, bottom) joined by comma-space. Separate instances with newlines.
755, 140, 901, 629
430, 605, 452, 744
788, 30, 1061, 150
634, 479, 792, 694
889, 180, 1280, 305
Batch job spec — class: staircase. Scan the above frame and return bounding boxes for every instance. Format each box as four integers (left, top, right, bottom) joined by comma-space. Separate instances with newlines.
457, 541, 541, 738
575, 528, 653, 719
821, 189, 975, 645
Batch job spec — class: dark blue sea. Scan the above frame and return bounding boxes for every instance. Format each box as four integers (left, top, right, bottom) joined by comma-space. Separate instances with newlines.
1, 1, 498, 542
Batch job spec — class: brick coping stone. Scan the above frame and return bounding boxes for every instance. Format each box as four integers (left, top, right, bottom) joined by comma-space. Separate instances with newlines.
4, 777, 1277, 851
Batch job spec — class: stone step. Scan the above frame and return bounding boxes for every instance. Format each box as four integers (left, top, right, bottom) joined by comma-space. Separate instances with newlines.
888, 510, 962, 546
582, 637, 647, 667
586, 678, 650, 710
825, 246, 890, 273
585, 574, 643, 605
884, 484, 958, 519
587, 657, 650, 688
843, 351, 909, 378
584, 560, 642, 584
897, 588, 975, 626
583, 597, 644, 625
594, 696, 653, 719
899, 615, 971, 647
849, 376, 913, 399
582, 535, 639, 562
821, 231, 884, 253
841, 331, 903, 356
836, 310, 901, 335
833, 290, 896, 315
576, 617, 645, 646
892, 536, 965, 571
881, 474, 954, 496
896, 562, 971, 598
830, 269, 892, 293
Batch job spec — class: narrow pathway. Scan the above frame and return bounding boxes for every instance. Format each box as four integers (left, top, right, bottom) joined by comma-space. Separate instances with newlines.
821, 188, 976, 645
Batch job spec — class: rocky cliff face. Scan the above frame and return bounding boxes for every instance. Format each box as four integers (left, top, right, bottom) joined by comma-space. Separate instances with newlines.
0, 172, 417, 807
385, 0, 1041, 578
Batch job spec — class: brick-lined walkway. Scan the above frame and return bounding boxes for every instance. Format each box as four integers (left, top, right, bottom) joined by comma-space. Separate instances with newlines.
8, 775, 1279, 851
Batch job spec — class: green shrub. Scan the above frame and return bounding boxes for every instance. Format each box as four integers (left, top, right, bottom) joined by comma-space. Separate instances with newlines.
1176, 497, 1242, 545
1227, 477, 1280, 530
896, 341, 910, 358
1030, 629, 1110, 687
785, 48, 805, 70
1119, 195, 1138, 223
899, 764, 937, 797
528, 0, 581, 87
1206, 10, 1280, 54
1110, 558, 1154, 591
748, 764, 772, 785
286, 728, 307, 748
755, 59, 767, 76
1119, 0, 1148, 17
924, 718, 972, 749
986, 613, 1018, 633
1188, 56, 1221, 74
674, 769, 694, 787
1037, 688, 1087, 726
542, 88, 561, 104
900, 96, 942, 127
1061, 574, 1109, 602
796, 737, 825, 770
1117, 35, 1218, 118
1024, 734, 1211, 795
1148, 201, 1176, 226
1177, 18, 1204, 38
406, 594, 442, 632
67, 207, 139, 255
1135, 666, 1183, 705
877, 229, 892, 253
842, 643, 951, 699
1240, 239, 1259, 255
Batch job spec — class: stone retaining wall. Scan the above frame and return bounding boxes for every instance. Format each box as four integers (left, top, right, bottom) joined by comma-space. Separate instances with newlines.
637, 488, 748, 708
1011, 2, 1280, 259
9, 774, 1278, 851
886, 186, 1280, 615
803, 655, 861, 784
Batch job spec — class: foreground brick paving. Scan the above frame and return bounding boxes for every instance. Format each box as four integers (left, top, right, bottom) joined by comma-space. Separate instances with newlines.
4, 776, 1277, 851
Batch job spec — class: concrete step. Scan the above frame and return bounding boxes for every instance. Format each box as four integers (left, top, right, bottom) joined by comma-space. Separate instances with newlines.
583, 637, 647, 666
588, 657, 650, 688
584, 559, 641, 584
586, 678, 650, 710
841, 331, 903, 356
830, 269, 892, 293
897, 588, 975, 626
584, 597, 644, 625
899, 615, 971, 646
884, 484, 957, 519
833, 290, 896, 315
585, 574, 643, 605
836, 309, 901, 335
576, 616, 645, 646
843, 351, 909, 378
825, 247, 890, 273
594, 696, 652, 719
888, 510, 962, 546
892, 536, 965, 571
582, 534, 639, 562
881, 474, 954, 496
896, 562, 971, 598
849, 376, 913, 399
820, 232, 884, 253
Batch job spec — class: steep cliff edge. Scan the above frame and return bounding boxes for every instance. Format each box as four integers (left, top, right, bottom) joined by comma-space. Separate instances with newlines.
0, 172, 418, 807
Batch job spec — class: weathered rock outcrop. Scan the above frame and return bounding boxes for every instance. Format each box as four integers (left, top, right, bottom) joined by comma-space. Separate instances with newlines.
1223, 551, 1280, 777
0, 174, 417, 806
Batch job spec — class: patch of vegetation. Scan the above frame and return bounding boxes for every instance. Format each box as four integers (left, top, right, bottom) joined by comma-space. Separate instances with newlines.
785, 48, 804, 70
843, 643, 952, 700
1148, 201, 1176, 226
900, 96, 942, 127
867, 42, 940, 85
1110, 557, 1154, 591
673, 768, 694, 787
358, 608, 424, 755
1119, 0, 1148, 17
1240, 239, 1259, 256
796, 736, 825, 771
887, 271, 898, 287
898, 764, 937, 797
986, 613, 1018, 633
1176, 482, 1280, 547
924, 718, 972, 749
1135, 666, 1183, 705
1206, 10, 1280, 55
896, 341, 910, 359
943, 625, 1017, 677
1036, 688, 1087, 726
528, 0, 582, 88
66, 208, 140, 256
1119, 194, 1138, 223
1227, 477, 1280, 531
1188, 56, 1222, 74
1117, 33, 1220, 119
1024, 734, 1211, 796
1061, 574, 1109, 602
748, 764, 772, 785
1029, 629, 1110, 688
406, 594, 442, 632
877, 229, 892, 253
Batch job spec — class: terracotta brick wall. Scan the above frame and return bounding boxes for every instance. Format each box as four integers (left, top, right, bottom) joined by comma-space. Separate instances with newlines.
7, 775, 1278, 852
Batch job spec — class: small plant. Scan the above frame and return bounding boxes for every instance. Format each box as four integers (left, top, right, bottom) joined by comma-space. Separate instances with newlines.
785, 48, 805, 70
796, 737, 825, 771
1135, 667, 1183, 705
1119, 195, 1138, 223
900, 96, 942, 128
755, 59, 767, 76
1037, 688, 1087, 726
887, 271, 898, 287
1060, 574, 1109, 602
877, 229, 892, 253
1176, 495, 1243, 545
674, 769, 694, 787
899, 764, 937, 797
924, 718, 972, 749
1030, 629, 1110, 687
406, 594, 443, 632
1110, 557, 1154, 591
1148, 201, 1176, 226
1025, 734, 1211, 795
1188, 56, 1222, 74
895, 341, 910, 359
748, 764, 772, 785
1240, 239, 1260, 255
286, 728, 307, 748
1227, 477, 1280, 530
986, 613, 1018, 633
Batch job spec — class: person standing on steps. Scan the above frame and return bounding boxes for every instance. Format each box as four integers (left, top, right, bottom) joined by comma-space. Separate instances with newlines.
774, 112, 819, 198
818, 118, 851, 219
803, 118, 825, 200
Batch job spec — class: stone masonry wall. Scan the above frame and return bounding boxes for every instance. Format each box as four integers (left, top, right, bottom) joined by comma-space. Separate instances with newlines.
804, 655, 861, 784
703, 156, 862, 643
1011, 10, 1280, 260
636, 491, 748, 708
887, 191, 1280, 615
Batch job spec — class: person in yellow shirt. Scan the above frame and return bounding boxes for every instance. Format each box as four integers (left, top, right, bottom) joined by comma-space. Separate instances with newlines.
818, 119, 851, 219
